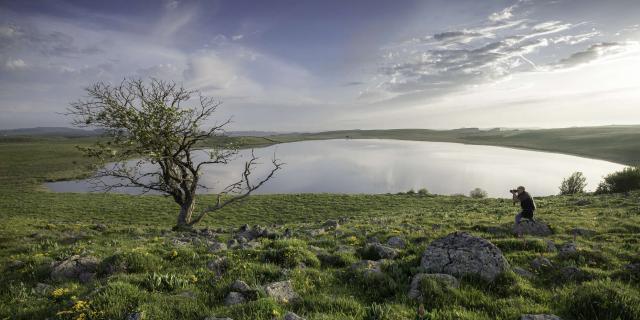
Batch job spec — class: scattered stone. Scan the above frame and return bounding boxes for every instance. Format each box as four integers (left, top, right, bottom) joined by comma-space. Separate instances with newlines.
283, 228, 293, 238
520, 314, 562, 320
92, 223, 108, 232
224, 292, 246, 306
239, 224, 250, 232
338, 216, 349, 224
226, 239, 239, 249
530, 257, 553, 270
386, 236, 406, 249
240, 241, 262, 250
545, 240, 557, 252
236, 236, 248, 244
365, 243, 399, 260
351, 260, 384, 276
208, 242, 227, 252
263, 280, 298, 303
322, 219, 339, 229
78, 272, 95, 283
230, 280, 252, 293
366, 236, 380, 244
50, 255, 99, 281
34, 283, 53, 295
172, 238, 191, 246
284, 311, 306, 320
309, 228, 326, 236
408, 273, 459, 299
512, 220, 553, 236
570, 228, 596, 237
513, 266, 535, 279
125, 312, 144, 320
558, 242, 578, 258
420, 232, 509, 282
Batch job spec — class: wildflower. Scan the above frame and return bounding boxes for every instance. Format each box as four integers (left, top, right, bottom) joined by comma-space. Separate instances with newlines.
170, 250, 178, 258
271, 309, 280, 317
72, 300, 89, 311
189, 274, 198, 283
51, 287, 70, 298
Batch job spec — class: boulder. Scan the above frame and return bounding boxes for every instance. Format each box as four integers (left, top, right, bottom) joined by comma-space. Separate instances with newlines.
92, 223, 108, 232
284, 312, 306, 320
512, 220, 553, 236
309, 228, 326, 237
545, 240, 557, 252
50, 255, 99, 281
520, 315, 562, 320
223, 292, 246, 306
208, 242, 227, 253
207, 257, 229, 276
408, 273, 459, 299
263, 280, 298, 303
230, 280, 252, 293
420, 232, 509, 282
125, 312, 144, 320
323, 219, 339, 229
530, 257, 552, 270
365, 243, 399, 260
386, 236, 406, 249
513, 266, 535, 279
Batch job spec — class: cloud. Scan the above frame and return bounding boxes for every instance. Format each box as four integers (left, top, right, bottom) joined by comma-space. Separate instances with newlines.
553, 42, 637, 68
4, 58, 26, 70
488, 5, 516, 22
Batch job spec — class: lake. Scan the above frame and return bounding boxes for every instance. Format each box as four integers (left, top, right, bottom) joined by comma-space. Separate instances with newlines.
45, 139, 626, 197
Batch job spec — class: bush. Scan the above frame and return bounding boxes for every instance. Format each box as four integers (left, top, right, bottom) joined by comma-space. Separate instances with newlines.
559, 280, 640, 320
263, 239, 320, 268
99, 251, 163, 275
142, 272, 189, 292
595, 167, 640, 194
469, 188, 488, 199
417, 188, 429, 196
559, 171, 587, 195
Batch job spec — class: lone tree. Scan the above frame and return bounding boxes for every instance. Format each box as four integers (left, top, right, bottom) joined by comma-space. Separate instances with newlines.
559, 171, 587, 195
68, 79, 282, 230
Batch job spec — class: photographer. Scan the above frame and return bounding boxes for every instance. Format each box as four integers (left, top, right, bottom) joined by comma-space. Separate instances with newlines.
511, 186, 536, 224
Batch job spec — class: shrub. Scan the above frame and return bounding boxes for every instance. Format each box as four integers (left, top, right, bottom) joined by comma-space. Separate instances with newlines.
99, 251, 163, 275
469, 188, 488, 199
142, 272, 189, 292
559, 279, 640, 320
559, 171, 587, 195
417, 188, 430, 196
318, 251, 357, 268
263, 239, 320, 268
595, 166, 640, 194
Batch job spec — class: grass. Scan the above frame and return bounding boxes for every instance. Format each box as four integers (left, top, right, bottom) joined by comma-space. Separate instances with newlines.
0, 137, 639, 319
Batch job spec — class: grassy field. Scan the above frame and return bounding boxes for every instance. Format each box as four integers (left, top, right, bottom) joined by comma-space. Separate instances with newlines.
243, 126, 640, 166
1, 137, 639, 320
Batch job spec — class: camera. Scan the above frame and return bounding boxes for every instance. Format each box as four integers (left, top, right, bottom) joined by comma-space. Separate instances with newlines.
509, 189, 518, 193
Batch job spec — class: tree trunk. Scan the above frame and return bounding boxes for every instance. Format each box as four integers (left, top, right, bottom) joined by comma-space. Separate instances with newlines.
175, 198, 196, 229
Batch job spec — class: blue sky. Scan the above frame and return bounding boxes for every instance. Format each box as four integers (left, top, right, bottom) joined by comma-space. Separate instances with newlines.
1, 0, 640, 130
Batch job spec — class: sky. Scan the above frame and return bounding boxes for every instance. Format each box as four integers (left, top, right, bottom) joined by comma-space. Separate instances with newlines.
1, 0, 640, 131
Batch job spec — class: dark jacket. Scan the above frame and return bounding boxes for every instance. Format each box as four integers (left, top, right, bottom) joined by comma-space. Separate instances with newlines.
517, 191, 536, 218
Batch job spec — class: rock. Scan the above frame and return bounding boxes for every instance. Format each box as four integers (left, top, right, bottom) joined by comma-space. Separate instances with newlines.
322, 219, 339, 229
545, 240, 557, 252
284, 311, 306, 320
366, 236, 380, 244
172, 238, 190, 246
50, 255, 99, 281
386, 236, 406, 249
309, 228, 326, 236
530, 257, 552, 270
207, 257, 229, 276
513, 266, 535, 279
126, 312, 144, 320
338, 216, 349, 224
283, 228, 293, 238
365, 243, 399, 260
520, 314, 562, 320
78, 272, 95, 283
230, 280, 252, 293
224, 292, 246, 306
34, 282, 53, 295
208, 242, 228, 252
93, 223, 108, 232
263, 280, 298, 303
226, 239, 239, 249
420, 232, 509, 282
559, 266, 591, 282
8, 260, 25, 269
512, 220, 553, 236
625, 262, 640, 273
351, 260, 385, 276
570, 228, 596, 237
239, 224, 250, 232
408, 273, 459, 299
558, 242, 577, 258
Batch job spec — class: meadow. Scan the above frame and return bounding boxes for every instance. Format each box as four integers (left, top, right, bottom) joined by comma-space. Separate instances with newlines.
1, 136, 639, 320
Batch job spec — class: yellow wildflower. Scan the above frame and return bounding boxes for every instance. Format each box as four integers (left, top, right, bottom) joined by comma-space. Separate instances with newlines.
72, 300, 89, 311
51, 287, 70, 298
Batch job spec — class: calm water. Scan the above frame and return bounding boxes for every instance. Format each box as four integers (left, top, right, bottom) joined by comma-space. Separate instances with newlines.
45, 139, 626, 198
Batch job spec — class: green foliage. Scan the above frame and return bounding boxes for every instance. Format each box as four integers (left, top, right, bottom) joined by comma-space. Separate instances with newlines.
559, 280, 640, 320
417, 188, 430, 196
263, 239, 320, 268
559, 171, 587, 195
99, 251, 163, 274
143, 272, 190, 292
469, 188, 488, 199
318, 251, 358, 268
417, 277, 460, 309
596, 166, 640, 194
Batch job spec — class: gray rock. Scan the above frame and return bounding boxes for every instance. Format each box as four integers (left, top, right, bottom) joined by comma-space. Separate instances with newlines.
350, 260, 385, 276
558, 242, 577, 258
284, 312, 306, 320
50, 255, 99, 281
386, 236, 406, 249
283, 228, 293, 238
322, 219, 339, 229
239, 224, 250, 232
226, 239, 239, 248
366, 236, 380, 244
263, 280, 298, 303
230, 280, 252, 293
559, 266, 591, 282
512, 220, 553, 236
34, 282, 53, 295
530, 257, 553, 270
207, 256, 229, 276
408, 273, 459, 299
520, 314, 562, 320
309, 228, 326, 236
93, 223, 108, 232
208, 242, 227, 252
420, 232, 509, 282
365, 243, 399, 260
570, 228, 596, 237
224, 292, 246, 305
126, 312, 144, 320
78, 272, 95, 283
513, 266, 535, 279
